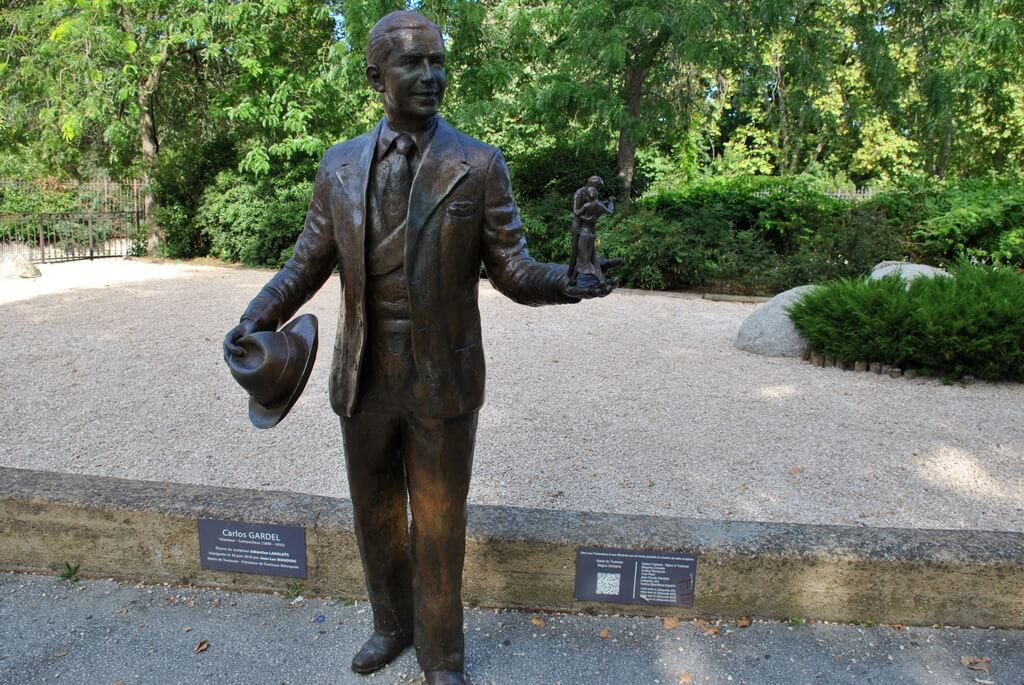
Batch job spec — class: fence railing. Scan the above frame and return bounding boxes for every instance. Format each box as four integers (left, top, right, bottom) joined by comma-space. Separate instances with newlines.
0, 178, 144, 263
754, 188, 878, 201
0, 211, 141, 263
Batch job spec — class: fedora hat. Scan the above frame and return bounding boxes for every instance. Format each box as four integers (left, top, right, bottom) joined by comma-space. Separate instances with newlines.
226, 314, 319, 429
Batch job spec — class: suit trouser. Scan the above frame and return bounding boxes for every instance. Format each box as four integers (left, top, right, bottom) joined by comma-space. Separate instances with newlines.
340, 320, 478, 673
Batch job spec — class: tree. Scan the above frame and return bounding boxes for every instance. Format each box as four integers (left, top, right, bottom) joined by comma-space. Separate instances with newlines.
0, 0, 340, 250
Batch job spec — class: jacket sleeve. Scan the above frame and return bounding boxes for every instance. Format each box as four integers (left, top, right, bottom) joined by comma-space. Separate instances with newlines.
481, 149, 578, 306
241, 157, 338, 330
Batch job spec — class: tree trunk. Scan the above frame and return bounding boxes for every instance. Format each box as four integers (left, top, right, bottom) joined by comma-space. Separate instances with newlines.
138, 87, 161, 252
616, 66, 647, 203
136, 46, 169, 253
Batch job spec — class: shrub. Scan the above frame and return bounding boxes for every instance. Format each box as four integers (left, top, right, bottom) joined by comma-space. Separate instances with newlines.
196, 167, 314, 268
508, 139, 652, 202
788, 264, 1024, 381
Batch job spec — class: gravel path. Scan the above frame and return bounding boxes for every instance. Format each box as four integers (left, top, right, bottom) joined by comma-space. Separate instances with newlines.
2, 259, 1022, 531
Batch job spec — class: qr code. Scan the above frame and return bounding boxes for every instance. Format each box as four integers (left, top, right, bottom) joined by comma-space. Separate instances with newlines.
595, 572, 620, 596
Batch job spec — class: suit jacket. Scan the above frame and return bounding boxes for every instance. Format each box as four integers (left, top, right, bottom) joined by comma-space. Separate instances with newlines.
242, 117, 572, 418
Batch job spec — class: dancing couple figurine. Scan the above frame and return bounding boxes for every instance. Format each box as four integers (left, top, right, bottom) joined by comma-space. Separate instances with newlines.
568, 175, 615, 288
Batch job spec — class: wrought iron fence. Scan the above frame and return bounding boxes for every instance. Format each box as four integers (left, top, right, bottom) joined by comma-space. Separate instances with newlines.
0, 178, 144, 262
0, 211, 141, 263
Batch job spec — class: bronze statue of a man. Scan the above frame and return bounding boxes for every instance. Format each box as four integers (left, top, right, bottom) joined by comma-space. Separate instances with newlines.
222, 11, 614, 685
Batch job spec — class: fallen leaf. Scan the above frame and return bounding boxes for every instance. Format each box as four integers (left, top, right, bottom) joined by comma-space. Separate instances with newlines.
960, 656, 991, 675
211, 598, 221, 608
675, 671, 693, 684
54, 651, 67, 657
194, 640, 209, 654
530, 616, 545, 629
889, 623, 906, 630
646, 480, 655, 488
113, 681, 126, 685
786, 466, 804, 476
598, 628, 611, 639
182, 627, 192, 633
117, 608, 128, 615
695, 619, 719, 636
163, 596, 173, 605
736, 616, 752, 628
663, 616, 681, 630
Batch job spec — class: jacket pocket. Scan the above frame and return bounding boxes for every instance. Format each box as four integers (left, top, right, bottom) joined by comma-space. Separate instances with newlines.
447, 200, 476, 218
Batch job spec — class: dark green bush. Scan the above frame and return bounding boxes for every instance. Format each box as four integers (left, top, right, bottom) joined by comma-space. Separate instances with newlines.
520, 174, 914, 294
150, 136, 237, 259
788, 264, 1024, 381
508, 139, 651, 202
196, 167, 314, 268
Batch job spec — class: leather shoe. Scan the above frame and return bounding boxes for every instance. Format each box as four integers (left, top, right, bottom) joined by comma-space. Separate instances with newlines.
425, 670, 466, 685
350, 630, 413, 674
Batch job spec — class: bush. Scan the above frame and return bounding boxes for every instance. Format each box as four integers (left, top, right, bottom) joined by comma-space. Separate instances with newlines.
519, 174, 914, 294
788, 264, 1024, 381
196, 167, 314, 268
912, 178, 1024, 265
508, 139, 652, 202
150, 136, 237, 259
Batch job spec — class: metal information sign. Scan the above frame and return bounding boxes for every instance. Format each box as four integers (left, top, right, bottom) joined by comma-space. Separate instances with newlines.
574, 546, 697, 607
198, 518, 307, 578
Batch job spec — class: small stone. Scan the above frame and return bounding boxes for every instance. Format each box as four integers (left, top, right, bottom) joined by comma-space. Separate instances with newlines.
824, 356, 835, 368
854, 361, 868, 372
961, 375, 976, 386
0, 254, 41, 279
880, 364, 891, 375
888, 368, 903, 379
800, 348, 811, 362
811, 351, 824, 367
870, 362, 882, 374
904, 368, 918, 379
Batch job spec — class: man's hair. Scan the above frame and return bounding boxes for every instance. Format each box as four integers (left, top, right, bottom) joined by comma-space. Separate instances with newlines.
366, 11, 443, 68
587, 175, 604, 187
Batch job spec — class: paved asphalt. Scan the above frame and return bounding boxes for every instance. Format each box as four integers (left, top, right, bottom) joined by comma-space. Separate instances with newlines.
0, 573, 1021, 685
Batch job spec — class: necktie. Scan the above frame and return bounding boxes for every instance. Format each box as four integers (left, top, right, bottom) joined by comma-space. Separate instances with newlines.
384, 133, 416, 232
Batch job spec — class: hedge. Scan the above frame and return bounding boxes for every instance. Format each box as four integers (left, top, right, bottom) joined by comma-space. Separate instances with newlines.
787, 264, 1024, 382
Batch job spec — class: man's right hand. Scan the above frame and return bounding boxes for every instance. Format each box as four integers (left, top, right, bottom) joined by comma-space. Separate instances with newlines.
223, 317, 263, 362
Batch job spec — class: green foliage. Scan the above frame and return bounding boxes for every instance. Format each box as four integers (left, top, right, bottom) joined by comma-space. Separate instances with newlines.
196, 167, 314, 268
521, 174, 915, 294
509, 140, 650, 202
150, 136, 239, 258
57, 561, 80, 583
789, 265, 1024, 381
912, 178, 1024, 264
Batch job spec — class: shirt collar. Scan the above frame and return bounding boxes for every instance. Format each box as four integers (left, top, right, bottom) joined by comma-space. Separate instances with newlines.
377, 116, 438, 161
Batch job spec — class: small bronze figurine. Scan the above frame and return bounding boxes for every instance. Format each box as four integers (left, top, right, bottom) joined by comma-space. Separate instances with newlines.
568, 175, 614, 287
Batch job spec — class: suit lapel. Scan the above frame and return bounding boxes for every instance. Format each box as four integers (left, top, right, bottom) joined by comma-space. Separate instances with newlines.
406, 118, 469, 262
334, 119, 382, 288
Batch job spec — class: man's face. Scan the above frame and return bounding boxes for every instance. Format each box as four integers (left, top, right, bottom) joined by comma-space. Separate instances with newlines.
372, 27, 446, 125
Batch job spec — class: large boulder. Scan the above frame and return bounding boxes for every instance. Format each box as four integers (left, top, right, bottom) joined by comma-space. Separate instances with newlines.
734, 285, 818, 357
0, 254, 41, 279
869, 260, 949, 283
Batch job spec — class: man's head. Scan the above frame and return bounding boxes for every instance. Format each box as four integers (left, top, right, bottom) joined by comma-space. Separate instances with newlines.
587, 175, 605, 190
365, 11, 446, 129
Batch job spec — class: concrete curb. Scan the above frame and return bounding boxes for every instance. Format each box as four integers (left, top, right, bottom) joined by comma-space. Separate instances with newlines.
2, 467, 1022, 628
